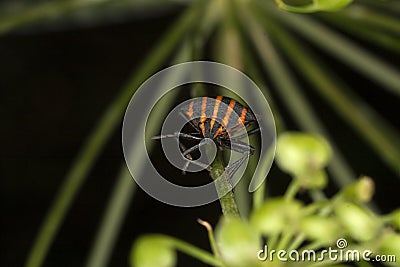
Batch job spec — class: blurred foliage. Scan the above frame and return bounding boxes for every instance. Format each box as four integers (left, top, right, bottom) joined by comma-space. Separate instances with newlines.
275, 0, 353, 12
132, 133, 400, 267
1, 0, 399, 266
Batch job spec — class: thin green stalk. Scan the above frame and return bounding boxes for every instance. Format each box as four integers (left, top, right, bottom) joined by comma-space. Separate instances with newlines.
267, 234, 279, 251
359, 0, 400, 14
25, 2, 206, 267
218, 0, 282, 215
84, 18, 207, 267
159, 235, 225, 267
252, 183, 265, 212
0, 0, 174, 34
309, 190, 327, 202
211, 152, 240, 218
0, 0, 106, 33
243, 4, 355, 187
286, 232, 306, 252
284, 180, 300, 201
242, 52, 284, 211
320, 13, 400, 55
85, 89, 179, 267
190, 0, 222, 61
266, 20, 400, 175
299, 240, 325, 253
241, 45, 285, 135
215, 0, 250, 217
198, 219, 220, 257
25, 71, 131, 267
188, 0, 221, 97
276, 229, 294, 251
340, 4, 400, 34
85, 167, 135, 267
263, 1, 400, 98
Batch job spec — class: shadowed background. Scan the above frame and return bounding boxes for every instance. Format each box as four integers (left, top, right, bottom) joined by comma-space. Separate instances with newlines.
1, 1, 400, 266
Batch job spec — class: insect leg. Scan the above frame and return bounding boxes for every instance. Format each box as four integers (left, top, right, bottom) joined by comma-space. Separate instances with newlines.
231, 127, 260, 141
180, 143, 210, 174
152, 132, 203, 141
225, 151, 252, 188
220, 139, 255, 155
153, 131, 210, 172
180, 142, 192, 175
217, 139, 254, 189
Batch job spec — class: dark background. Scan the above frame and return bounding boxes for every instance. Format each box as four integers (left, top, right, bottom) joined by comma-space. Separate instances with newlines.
1, 5, 399, 267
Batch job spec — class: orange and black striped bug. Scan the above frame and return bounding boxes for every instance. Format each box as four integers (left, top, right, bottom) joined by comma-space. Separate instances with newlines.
153, 96, 260, 183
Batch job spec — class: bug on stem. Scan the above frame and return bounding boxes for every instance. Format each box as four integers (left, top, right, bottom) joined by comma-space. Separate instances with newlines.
153, 96, 259, 185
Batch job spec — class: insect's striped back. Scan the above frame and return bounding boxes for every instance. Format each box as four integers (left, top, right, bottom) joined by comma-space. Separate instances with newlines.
181, 96, 256, 139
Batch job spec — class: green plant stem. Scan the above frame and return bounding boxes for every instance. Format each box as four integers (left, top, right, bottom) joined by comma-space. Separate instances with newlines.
340, 4, 400, 34
252, 184, 265, 213
265, 19, 400, 175
24, 2, 205, 267
85, 167, 135, 267
276, 229, 295, 251
85, 90, 181, 267
284, 180, 300, 201
85, 50, 190, 267
309, 190, 327, 202
320, 13, 400, 55
25, 74, 131, 267
286, 232, 306, 251
267, 234, 279, 251
198, 219, 220, 257
215, 0, 251, 217
0, 0, 175, 34
299, 240, 325, 253
239, 12, 285, 211
263, 1, 400, 98
0, 0, 104, 33
150, 234, 224, 266
241, 41, 285, 135
359, 0, 400, 14
243, 4, 355, 188
210, 152, 240, 218
84, 4, 211, 265
171, 238, 223, 267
